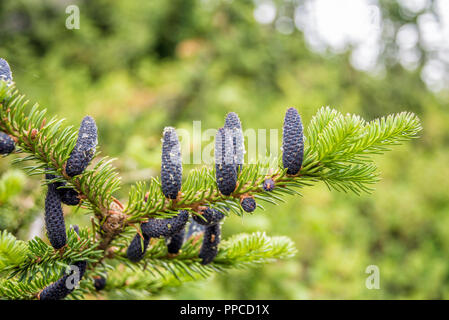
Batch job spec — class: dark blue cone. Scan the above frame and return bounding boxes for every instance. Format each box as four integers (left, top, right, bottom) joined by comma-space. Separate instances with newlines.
282, 107, 304, 175
66, 116, 97, 177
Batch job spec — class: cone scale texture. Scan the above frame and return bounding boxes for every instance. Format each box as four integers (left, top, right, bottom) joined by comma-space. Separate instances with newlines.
199, 224, 221, 265
282, 107, 304, 175
161, 127, 182, 199
66, 116, 97, 177
44, 184, 67, 249
215, 127, 237, 196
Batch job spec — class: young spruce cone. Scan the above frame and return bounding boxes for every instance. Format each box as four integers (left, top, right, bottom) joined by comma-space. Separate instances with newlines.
282, 107, 304, 175
240, 195, 256, 213
44, 183, 67, 249
263, 178, 275, 192
199, 224, 221, 265
161, 127, 182, 199
0, 132, 15, 155
192, 207, 225, 226
0, 58, 13, 82
224, 112, 244, 173
215, 127, 237, 196
45, 173, 80, 206
140, 210, 189, 238
94, 276, 107, 291
126, 233, 151, 262
38, 260, 87, 300
65, 116, 97, 177
166, 227, 185, 254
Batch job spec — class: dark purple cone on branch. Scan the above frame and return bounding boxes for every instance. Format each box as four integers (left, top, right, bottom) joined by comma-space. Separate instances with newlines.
0, 132, 15, 154
38, 260, 87, 300
166, 227, 185, 254
126, 233, 150, 262
192, 207, 225, 226
224, 112, 244, 173
141, 210, 189, 238
282, 107, 304, 175
199, 224, 221, 265
161, 127, 182, 200
0, 58, 13, 82
263, 178, 275, 192
94, 276, 107, 291
46, 173, 80, 206
39, 226, 86, 300
240, 196, 256, 213
44, 183, 67, 249
66, 116, 97, 177
215, 127, 237, 196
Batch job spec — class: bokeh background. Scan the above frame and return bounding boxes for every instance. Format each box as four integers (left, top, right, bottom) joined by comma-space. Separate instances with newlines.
1, 0, 449, 299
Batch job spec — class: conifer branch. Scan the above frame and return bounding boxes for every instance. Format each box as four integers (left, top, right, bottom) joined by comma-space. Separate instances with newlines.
0, 75, 422, 299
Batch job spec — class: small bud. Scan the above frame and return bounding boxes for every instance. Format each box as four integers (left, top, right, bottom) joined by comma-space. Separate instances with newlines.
44, 184, 67, 249
263, 178, 275, 191
0, 132, 15, 155
240, 195, 256, 213
282, 107, 304, 175
94, 276, 107, 291
192, 207, 224, 226
199, 224, 221, 265
215, 127, 237, 196
66, 116, 97, 177
161, 127, 182, 199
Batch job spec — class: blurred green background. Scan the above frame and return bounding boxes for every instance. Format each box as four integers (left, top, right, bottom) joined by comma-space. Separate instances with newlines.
1, 0, 449, 299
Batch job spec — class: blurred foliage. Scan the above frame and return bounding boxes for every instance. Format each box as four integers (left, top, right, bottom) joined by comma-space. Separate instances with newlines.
0, 0, 448, 299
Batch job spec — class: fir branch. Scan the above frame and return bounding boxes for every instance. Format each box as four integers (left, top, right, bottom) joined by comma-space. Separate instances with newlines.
0, 82, 122, 220
105, 232, 296, 296
0, 228, 102, 282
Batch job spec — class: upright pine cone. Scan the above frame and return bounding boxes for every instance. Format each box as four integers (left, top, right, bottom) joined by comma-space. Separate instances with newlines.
140, 210, 189, 238
0, 132, 15, 155
126, 233, 151, 262
161, 127, 182, 200
0, 58, 13, 82
224, 112, 244, 173
66, 116, 98, 177
38, 260, 87, 300
199, 224, 221, 265
215, 127, 237, 196
282, 107, 304, 175
45, 173, 80, 206
166, 227, 185, 254
192, 207, 225, 226
44, 183, 67, 249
